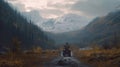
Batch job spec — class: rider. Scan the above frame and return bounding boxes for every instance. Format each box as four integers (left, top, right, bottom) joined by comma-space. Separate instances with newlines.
62, 42, 72, 57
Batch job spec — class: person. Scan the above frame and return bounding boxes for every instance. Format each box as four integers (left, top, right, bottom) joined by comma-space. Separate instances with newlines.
62, 42, 72, 57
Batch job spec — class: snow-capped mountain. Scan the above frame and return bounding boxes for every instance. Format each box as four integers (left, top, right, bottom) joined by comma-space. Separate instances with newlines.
22, 11, 90, 33
42, 14, 90, 33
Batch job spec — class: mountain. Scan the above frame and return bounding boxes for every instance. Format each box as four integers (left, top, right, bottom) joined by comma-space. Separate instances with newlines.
0, 0, 55, 51
47, 10, 120, 47
23, 11, 90, 33
46, 14, 90, 33
81, 10, 120, 47
22, 10, 45, 26
46, 30, 81, 45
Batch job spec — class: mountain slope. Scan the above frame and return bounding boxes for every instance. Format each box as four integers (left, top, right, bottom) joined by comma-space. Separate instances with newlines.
82, 11, 120, 46
47, 10, 120, 47
30, 13, 89, 33
0, 0, 54, 50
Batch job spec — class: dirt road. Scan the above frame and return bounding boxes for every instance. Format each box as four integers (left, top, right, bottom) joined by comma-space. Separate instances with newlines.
43, 57, 90, 67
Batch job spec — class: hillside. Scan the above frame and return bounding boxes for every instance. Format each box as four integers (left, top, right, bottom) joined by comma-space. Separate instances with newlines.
47, 10, 120, 47
0, 0, 55, 51
81, 10, 120, 47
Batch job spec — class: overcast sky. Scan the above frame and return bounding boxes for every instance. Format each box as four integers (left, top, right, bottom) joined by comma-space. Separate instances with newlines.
5, 0, 120, 33
6, 0, 120, 19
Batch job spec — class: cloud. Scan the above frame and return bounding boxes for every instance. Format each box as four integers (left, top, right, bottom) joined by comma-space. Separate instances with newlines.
13, 3, 26, 12
47, 0, 76, 9
7, 0, 120, 18
6, 0, 29, 12
23, 10, 43, 22
72, 0, 120, 17
6, 0, 120, 33
39, 9, 64, 18
6, 0, 17, 1
7, 0, 78, 18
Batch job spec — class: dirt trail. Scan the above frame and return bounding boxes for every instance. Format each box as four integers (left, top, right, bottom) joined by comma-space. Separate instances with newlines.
43, 57, 90, 67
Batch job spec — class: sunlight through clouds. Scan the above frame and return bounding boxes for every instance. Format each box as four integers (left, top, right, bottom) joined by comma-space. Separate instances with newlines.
7, 0, 79, 18
6, 0, 120, 19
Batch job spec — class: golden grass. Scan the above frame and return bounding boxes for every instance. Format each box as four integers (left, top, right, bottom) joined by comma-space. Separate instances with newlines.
0, 50, 59, 67
76, 48, 120, 67
0, 46, 120, 67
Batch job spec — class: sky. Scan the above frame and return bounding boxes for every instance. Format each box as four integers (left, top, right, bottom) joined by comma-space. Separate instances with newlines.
6, 0, 120, 33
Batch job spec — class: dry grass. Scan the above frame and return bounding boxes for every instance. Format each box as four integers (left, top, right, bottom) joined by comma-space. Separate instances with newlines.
76, 48, 120, 67
0, 50, 59, 67
0, 46, 120, 67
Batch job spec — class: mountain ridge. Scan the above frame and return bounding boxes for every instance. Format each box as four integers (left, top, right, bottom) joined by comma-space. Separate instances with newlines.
47, 10, 120, 47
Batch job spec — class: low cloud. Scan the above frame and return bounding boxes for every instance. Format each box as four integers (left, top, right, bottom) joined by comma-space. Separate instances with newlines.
5, 0, 120, 33
7, 0, 78, 18
72, 0, 120, 17
7, 0, 120, 18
